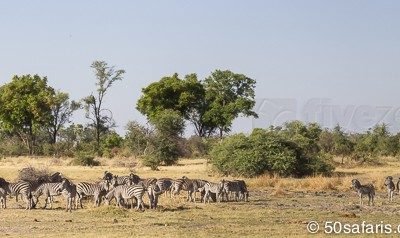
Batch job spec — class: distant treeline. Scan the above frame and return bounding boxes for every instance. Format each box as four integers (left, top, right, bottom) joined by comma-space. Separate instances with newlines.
1, 62, 398, 177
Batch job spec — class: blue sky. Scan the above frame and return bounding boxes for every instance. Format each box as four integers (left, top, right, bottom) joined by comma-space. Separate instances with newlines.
1, 1, 399, 135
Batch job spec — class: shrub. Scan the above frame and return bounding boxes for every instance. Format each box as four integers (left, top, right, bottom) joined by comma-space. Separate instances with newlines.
72, 154, 100, 166
210, 128, 334, 178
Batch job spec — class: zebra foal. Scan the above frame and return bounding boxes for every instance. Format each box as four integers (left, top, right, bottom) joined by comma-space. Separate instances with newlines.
351, 179, 375, 206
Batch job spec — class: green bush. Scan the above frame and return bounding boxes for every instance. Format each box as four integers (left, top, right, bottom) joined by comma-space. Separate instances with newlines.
72, 154, 100, 166
210, 128, 334, 178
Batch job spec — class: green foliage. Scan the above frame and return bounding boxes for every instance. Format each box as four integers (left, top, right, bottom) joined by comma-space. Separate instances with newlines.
210, 126, 334, 178
203, 70, 258, 138
82, 61, 125, 155
101, 132, 123, 158
72, 153, 100, 166
0, 74, 55, 154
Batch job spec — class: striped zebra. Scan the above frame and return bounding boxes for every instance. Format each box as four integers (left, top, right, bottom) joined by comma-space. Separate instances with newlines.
17, 172, 63, 202
203, 180, 226, 204
104, 171, 136, 185
223, 180, 249, 202
384, 176, 395, 202
155, 178, 173, 197
171, 176, 198, 202
76, 180, 109, 208
0, 178, 31, 210
31, 182, 63, 209
104, 184, 145, 210
59, 178, 77, 212
147, 183, 165, 209
351, 179, 375, 206
0, 186, 9, 209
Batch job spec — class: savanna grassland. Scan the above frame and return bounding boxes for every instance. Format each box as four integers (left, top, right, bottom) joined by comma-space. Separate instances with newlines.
1, 156, 400, 238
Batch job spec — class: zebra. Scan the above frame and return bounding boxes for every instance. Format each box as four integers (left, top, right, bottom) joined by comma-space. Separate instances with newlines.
0, 187, 9, 209
0, 178, 31, 210
351, 179, 375, 206
155, 178, 173, 197
384, 176, 395, 202
171, 176, 198, 202
147, 183, 165, 209
104, 184, 145, 210
223, 180, 249, 202
203, 180, 226, 204
17, 172, 63, 202
104, 171, 136, 186
31, 182, 63, 209
59, 178, 77, 212
76, 180, 109, 208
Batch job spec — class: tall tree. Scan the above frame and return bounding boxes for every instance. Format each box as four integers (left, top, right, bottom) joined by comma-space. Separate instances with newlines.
203, 70, 258, 138
136, 73, 206, 136
82, 61, 125, 154
0, 75, 55, 154
47, 91, 80, 144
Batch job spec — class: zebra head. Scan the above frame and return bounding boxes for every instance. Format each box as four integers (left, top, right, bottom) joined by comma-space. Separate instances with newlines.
351, 179, 362, 189
103, 171, 113, 183
59, 178, 71, 193
385, 176, 393, 187
111, 175, 119, 187
129, 173, 140, 184
50, 172, 63, 182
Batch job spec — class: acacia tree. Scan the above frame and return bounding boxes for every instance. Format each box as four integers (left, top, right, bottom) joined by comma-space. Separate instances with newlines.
0, 75, 55, 155
82, 61, 125, 154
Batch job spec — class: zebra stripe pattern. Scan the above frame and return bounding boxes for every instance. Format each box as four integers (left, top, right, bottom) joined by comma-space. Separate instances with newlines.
76, 181, 109, 208
60, 178, 77, 212
351, 179, 375, 206
384, 176, 395, 202
105, 184, 145, 210
32, 182, 63, 209
171, 176, 196, 202
203, 180, 226, 204
223, 180, 249, 202
0, 178, 31, 210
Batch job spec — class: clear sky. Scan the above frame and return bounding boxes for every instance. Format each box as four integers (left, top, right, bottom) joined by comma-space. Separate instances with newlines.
1, 1, 399, 135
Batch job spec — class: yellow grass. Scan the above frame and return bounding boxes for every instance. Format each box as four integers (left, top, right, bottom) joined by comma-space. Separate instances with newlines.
1, 156, 400, 237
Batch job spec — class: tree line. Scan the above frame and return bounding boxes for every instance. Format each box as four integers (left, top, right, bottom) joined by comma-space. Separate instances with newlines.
1, 61, 399, 177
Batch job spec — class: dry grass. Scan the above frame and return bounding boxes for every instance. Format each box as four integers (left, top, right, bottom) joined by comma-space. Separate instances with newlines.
1, 156, 400, 237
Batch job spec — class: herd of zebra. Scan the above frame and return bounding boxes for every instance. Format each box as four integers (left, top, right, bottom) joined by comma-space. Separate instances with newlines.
0, 171, 249, 212
351, 176, 400, 206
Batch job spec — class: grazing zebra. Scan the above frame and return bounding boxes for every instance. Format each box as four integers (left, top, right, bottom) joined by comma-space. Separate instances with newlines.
59, 178, 77, 212
155, 178, 173, 197
104, 184, 145, 210
384, 176, 395, 202
31, 182, 63, 209
351, 179, 375, 206
203, 180, 226, 204
147, 183, 165, 209
17, 172, 63, 202
76, 180, 109, 208
223, 180, 249, 202
171, 176, 198, 202
0, 178, 31, 210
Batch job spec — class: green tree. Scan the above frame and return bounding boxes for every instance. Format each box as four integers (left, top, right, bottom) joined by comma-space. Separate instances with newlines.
332, 125, 354, 164
47, 91, 80, 144
136, 73, 206, 135
82, 61, 125, 155
203, 70, 258, 138
0, 75, 55, 154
